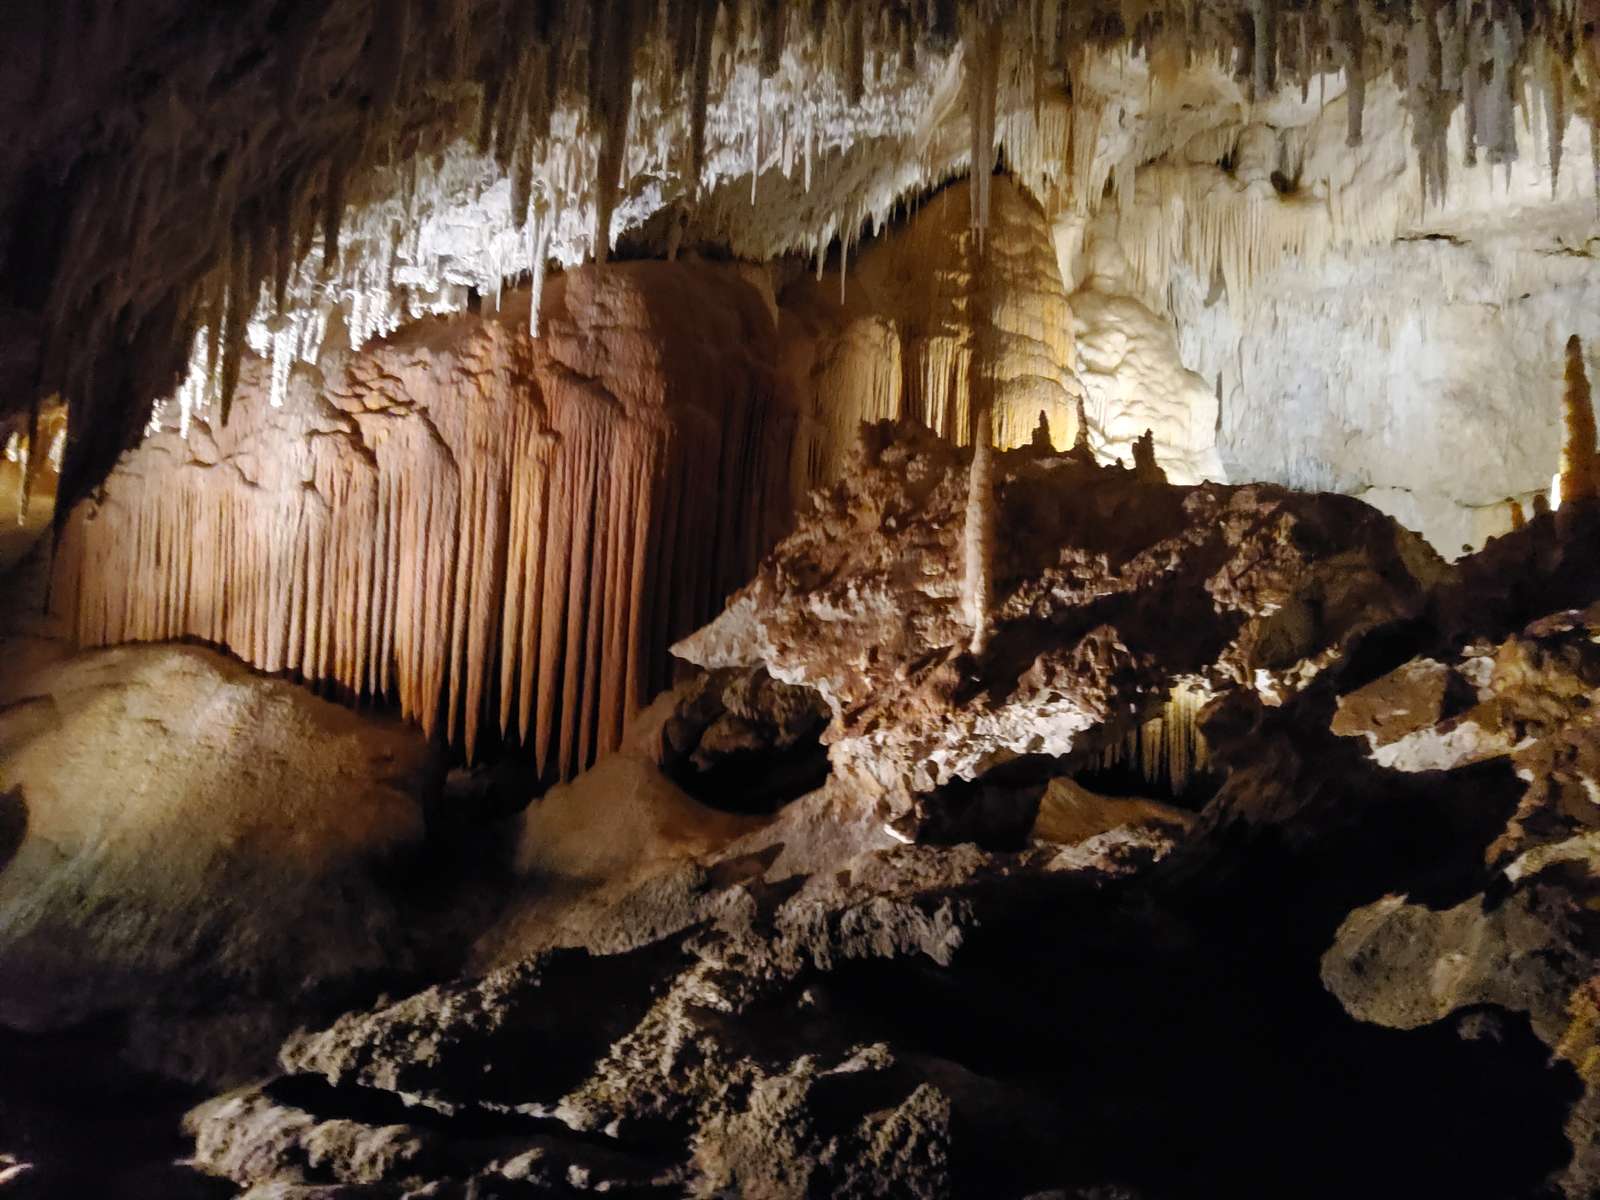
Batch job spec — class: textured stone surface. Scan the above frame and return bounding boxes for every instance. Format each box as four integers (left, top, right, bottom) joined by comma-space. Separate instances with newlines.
0, 635, 442, 1084
52, 260, 795, 776
677, 420, 1442, 816
780, 176, 1088, 490
172, 446, 1600, 1200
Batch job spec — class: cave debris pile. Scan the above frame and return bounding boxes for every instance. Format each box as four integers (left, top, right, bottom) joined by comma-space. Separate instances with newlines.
677, 419, 1443, 829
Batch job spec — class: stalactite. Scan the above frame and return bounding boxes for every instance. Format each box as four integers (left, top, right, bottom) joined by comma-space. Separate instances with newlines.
370, 0, 412, 118
845, 0, 867, 106
1098, 679, 1212, 793
1250, 0, 1277, 99
1406, 1, 1450, 204
963, 406, 995, 656
965, 16, 1001, 248
37, 0, 1600, 532
688, 0, 716, 201
528, 210, 552, 338
588, 0, 641, 265
1338, 0, 1365, 146
55, 265, 793, 779
322, 158, 347, 274
1592, 105, 1600, 217
218, 234, 252, 426
1547, 44, 1566, 197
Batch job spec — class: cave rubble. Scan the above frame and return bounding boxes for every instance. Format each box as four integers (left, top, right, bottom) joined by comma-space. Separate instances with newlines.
676, 419, 1443, 824
153, 428, 1600, 1200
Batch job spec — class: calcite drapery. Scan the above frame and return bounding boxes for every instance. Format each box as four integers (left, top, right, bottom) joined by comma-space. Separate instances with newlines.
53, 262, 795, 776
781, 176, 1090, 498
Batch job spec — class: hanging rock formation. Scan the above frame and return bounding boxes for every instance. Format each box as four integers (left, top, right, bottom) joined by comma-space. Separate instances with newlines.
780, 176, 1086, 497
0, 401, 65, 571
5, 1, 1600, 544
52, 261, 796, 775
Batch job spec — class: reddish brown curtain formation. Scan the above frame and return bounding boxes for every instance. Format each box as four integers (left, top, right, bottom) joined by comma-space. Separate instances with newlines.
53, 262, 795, 777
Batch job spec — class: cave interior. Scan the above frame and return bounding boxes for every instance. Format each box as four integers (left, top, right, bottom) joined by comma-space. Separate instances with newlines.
5, 2, 1600, 1196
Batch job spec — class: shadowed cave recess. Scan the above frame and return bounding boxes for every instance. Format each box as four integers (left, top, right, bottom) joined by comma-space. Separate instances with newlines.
9, 1, 1600, 1196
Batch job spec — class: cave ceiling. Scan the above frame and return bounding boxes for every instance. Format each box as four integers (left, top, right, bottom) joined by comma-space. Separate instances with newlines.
3, 0, 1600, 517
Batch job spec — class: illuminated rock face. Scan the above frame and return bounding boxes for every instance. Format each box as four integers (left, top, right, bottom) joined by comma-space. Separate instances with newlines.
780, 176, 1089, 494
0, 636, 440, 1084
676, 421, 1442, 818
1052, 66, 1600, 555
52, 261, 796, 775
0, 402, 65, 571
169, 468, 1600, 1200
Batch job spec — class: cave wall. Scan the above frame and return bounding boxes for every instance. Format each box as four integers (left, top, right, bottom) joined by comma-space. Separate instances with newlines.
46, 187, 1119, 772
1176, 215, 1600, 554
0, 404, 64, 571
53, 260, 794, 776
1055, 61, 1600, 554
778, 175, 1098, 495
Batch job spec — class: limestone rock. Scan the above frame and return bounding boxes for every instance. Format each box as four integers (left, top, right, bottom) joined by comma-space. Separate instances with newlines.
52, 261, 795, 778
0, 640, 441, 1083
780, 176, 1086, 499
179, 462, 1580, 1200
183, 838, 1119, 1198
676, 420, 1441, 817
1147, 501, 1600, 1198
1031, 777, 1194, 849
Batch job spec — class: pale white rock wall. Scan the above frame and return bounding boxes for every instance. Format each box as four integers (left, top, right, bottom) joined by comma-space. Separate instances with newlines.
1169, 213, 1600, 554
1061, 234, 1226, 485
1057, 60, 1600, 555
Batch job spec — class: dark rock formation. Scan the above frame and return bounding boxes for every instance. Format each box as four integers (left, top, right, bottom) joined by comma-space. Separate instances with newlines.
677, 420, 1442, 828
166, 429, 1600, 1200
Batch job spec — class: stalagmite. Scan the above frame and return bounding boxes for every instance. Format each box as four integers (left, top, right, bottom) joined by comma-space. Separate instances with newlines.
1558, 334, 1599, 507
1132, 429, 1166, 484
964, 405, 995, 656
1070, 395, 1093, 462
